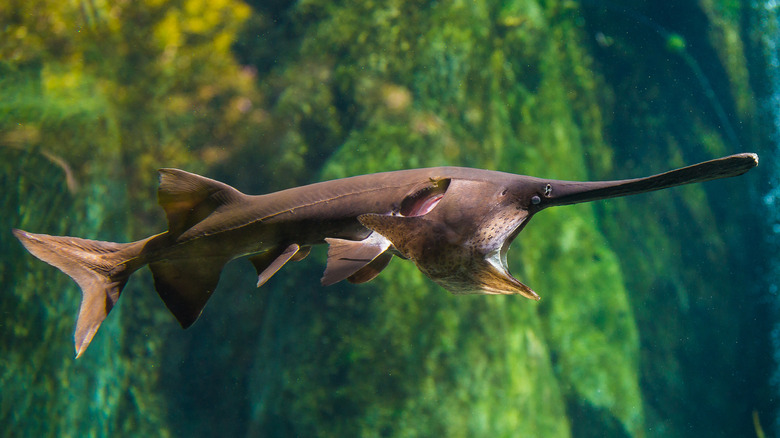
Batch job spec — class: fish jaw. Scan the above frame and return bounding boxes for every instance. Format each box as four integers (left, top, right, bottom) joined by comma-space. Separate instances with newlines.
358, 206, 539, 299
428, 214, 539, 299
481, 248, 539, 299
425, 252, 539, 299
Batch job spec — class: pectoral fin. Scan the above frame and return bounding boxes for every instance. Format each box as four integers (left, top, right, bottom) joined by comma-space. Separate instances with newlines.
321, 233, 392, 286
347, 252, 393, 284
249, 243, 302, 287
358, 214, 449, 259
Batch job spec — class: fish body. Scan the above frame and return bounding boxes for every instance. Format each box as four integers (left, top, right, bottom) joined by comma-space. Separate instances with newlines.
13, 153, 759, 357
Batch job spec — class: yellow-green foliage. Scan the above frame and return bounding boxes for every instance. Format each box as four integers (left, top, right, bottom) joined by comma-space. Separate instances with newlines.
1, 0, 261, 214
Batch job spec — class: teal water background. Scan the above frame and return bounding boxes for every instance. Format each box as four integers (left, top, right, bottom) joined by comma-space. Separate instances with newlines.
1, 1, 776, 437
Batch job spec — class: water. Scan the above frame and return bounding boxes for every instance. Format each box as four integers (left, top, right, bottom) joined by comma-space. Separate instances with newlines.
756, 0, 780, 435
0, 1, 776, 437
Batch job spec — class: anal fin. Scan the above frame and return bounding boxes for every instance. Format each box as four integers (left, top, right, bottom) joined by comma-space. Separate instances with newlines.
249, 243, 302, 287
150, 257, 228, 328
322, 232, 392, 286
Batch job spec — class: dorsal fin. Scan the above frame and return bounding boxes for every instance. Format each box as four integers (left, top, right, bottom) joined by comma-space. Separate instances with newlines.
157, 169, 245, 237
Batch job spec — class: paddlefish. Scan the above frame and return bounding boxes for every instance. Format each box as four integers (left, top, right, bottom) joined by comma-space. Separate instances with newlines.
13, 153, 758, 357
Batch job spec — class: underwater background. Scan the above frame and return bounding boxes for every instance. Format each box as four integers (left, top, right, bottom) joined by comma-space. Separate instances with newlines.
0, 0, 777, 437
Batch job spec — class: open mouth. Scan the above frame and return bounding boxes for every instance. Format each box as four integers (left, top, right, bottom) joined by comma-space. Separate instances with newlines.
481, 214, 539, 300
497, 211, 532, 275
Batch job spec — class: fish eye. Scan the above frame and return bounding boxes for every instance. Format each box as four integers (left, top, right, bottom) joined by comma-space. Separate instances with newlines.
531, 195, 541, 205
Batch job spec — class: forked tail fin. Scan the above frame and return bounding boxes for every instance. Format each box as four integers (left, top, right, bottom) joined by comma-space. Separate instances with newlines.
12, 229, 147, 358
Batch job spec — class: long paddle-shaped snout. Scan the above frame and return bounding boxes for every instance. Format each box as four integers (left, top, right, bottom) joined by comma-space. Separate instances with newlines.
542, 153, 758, 207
